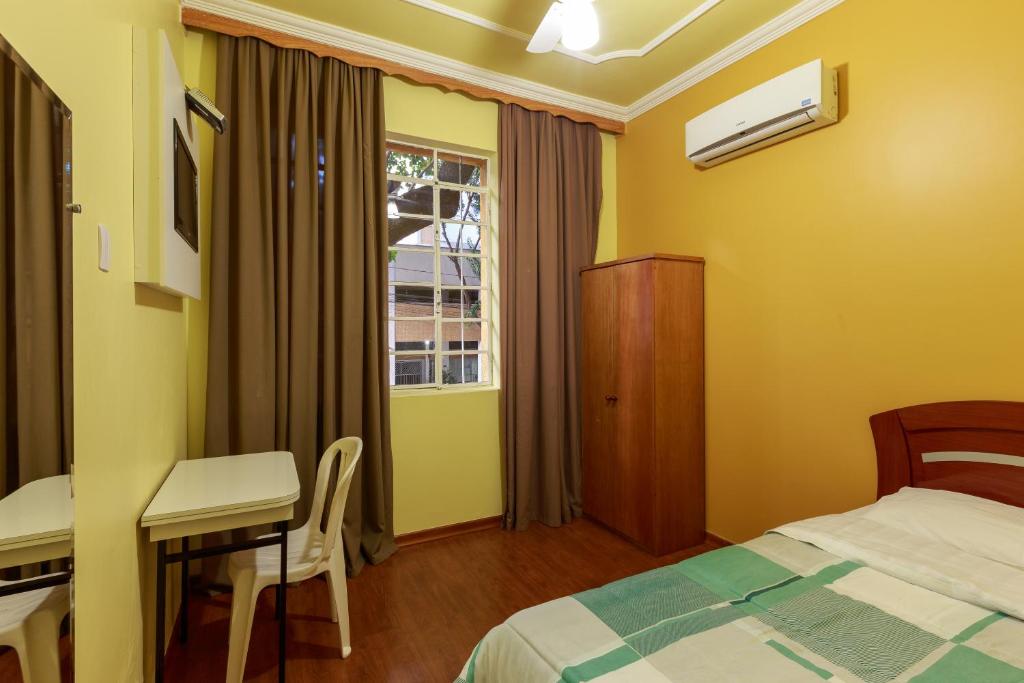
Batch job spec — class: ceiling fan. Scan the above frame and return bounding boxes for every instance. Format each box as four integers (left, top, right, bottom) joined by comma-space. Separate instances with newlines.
527, 0, 600, 53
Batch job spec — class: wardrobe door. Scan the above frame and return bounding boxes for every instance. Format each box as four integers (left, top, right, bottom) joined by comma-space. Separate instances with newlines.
612, 261, 656, 548
581, 265, 619, 530
651, 260, 706, 552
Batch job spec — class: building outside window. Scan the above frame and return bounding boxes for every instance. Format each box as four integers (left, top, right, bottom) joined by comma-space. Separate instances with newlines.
385, 140, 493, 389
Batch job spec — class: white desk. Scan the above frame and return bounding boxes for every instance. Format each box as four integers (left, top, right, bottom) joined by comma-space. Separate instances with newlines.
142, 452, 299, 683
0, 475, 73, 571
142, 452, 300, 540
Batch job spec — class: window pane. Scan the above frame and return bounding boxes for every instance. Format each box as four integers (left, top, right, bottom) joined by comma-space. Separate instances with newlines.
386, 144, 434, 180
388, 216, 432, 247
389, 250, 434, 284
442, 321, 483, 352
384, 142, 492, 390
439, 223, 482, 254
441, 354, 463, 385
439, 189, 482, 223
442, 353, 487, 385
388, 285, 433, 317
440, 255, 482, 286
392, 354, 435, 386
388, 181, 433, 217
389, 320, 435, 352
471, 353, 490, 383
440, 288, 481, 319
437, 152, 484, 187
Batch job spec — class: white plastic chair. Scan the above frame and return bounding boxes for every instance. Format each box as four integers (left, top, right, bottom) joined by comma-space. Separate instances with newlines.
0, 578, 69, 683
225, 437, 362, 682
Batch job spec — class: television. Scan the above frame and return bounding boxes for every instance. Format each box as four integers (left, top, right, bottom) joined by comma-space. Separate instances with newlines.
172, 119, 199, 253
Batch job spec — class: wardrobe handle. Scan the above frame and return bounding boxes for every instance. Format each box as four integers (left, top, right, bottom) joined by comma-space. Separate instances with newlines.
604, 394, 618, 402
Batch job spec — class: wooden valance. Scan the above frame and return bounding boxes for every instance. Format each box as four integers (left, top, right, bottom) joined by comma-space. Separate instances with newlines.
181, 8, 626, 135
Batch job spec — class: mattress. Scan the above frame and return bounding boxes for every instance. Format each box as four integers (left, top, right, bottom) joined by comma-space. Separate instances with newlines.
457, 490, 1024, 682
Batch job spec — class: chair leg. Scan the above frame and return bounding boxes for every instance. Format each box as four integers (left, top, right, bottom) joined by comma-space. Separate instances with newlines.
21, 610, 62, 683
226, 569, 263, 683
6, 628, 32, 683
326, 552, 351, 658
329, 584, 338, 623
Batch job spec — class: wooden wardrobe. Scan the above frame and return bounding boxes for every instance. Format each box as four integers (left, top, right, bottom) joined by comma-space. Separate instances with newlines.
580, 254, 705, 555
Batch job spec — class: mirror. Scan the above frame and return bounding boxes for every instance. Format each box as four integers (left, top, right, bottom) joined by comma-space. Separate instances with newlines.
0, 32, 74, 682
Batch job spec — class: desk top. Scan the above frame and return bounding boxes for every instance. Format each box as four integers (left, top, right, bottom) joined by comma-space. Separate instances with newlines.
141, 452, 300, 527
0, 475, 73, 552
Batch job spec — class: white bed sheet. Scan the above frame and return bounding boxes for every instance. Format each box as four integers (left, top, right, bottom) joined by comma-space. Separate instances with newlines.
775, 502, 1024, 620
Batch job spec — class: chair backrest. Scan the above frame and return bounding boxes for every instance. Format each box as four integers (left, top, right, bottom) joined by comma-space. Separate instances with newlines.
307, 436, 362, 563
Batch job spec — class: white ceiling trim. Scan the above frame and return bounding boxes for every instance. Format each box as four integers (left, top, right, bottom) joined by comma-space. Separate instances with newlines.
626, 0, 845, 118
181, 0, 630, 122
399, 0, 724, 65
399, 0, 533, 42
181, 0, 845, 125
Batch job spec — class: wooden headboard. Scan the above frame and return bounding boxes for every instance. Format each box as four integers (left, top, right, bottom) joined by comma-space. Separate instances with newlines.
870, 401, 1024, 508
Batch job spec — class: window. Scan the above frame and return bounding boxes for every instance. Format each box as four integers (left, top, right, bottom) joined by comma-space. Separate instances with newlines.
386, 140, 492, 389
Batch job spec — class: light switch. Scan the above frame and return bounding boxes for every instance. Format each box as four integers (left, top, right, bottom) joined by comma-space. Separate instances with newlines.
98, 224, 111, 272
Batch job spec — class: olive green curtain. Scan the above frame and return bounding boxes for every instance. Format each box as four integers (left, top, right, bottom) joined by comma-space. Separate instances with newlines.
499, 104, 603, 530
0, 47, 72, 499
205, 35, 395, 574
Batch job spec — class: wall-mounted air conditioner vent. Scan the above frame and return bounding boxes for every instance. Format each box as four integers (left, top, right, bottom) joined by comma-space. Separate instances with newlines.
685, 59, 838, 168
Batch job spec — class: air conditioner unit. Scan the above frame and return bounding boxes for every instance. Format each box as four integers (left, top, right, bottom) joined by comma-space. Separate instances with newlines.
685, 59, 838, 168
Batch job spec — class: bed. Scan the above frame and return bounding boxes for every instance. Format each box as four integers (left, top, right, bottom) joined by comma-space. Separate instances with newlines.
457, 401, 1024, 682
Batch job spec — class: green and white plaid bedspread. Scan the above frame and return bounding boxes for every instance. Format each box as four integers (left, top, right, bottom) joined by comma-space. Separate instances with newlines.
457, 533, 1024, 682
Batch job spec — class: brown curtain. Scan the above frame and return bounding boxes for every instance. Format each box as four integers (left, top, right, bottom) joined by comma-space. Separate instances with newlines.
205, 35, 395, 574
0, 45, 73, 500
499, 104, 602, 530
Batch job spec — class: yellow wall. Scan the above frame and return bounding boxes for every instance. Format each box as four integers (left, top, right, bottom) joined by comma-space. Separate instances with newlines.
0, 1, 189, 681
617, 0, 1024, 543
383, 77, 505, 534
596, 132, 618, 264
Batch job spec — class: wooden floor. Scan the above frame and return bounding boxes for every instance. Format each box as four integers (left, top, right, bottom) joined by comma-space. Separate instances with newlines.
1, 518, 724, 682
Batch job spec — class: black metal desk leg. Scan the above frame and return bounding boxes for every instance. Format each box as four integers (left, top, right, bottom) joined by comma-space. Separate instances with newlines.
156, 539, 167, 683
279, 520, 288, 682
180, 536, 189, 643
275, 532, 283, 620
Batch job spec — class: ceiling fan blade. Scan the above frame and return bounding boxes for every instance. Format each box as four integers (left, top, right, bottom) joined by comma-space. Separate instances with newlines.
527, 2, 564, 53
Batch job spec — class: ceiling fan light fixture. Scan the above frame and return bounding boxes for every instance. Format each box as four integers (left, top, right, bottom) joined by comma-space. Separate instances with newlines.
559, 0, 599, 51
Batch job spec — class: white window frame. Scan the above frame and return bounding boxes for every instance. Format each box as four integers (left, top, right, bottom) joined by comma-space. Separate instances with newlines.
386, 139, 494, 392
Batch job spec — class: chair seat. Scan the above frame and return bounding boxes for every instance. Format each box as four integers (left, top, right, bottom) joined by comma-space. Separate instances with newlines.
227, 525, 326, 582
0, 581, 68, 634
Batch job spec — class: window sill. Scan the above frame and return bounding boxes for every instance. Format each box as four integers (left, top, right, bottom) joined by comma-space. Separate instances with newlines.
390, 384, 500, 399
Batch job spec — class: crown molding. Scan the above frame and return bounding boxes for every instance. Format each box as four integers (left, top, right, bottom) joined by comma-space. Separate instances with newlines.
399, 0, 533, 43
598, 0, 722, 63
399, 0, 724, 65
180, 0, 845, 127
626, 0, 845, 118
180, 0, 630, 124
